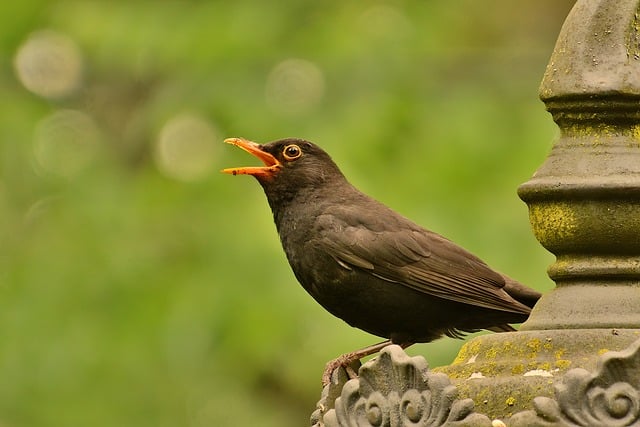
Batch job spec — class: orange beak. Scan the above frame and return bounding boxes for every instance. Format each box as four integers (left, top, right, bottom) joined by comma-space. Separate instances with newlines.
222, 137, 281, 177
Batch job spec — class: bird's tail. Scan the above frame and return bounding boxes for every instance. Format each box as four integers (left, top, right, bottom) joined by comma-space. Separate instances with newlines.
502, 276, 542, 310
487, 324, 517, 333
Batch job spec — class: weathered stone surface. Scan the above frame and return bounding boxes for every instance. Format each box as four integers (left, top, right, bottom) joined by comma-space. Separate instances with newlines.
509, 337, 640, 426
436, 329, 640, 420
539, 0, 640, 98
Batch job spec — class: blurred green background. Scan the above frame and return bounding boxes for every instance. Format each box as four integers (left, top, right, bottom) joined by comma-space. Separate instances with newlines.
1, 1, 574, 426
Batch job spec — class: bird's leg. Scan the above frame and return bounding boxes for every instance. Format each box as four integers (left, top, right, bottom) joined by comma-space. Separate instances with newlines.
322, 340, 413, 386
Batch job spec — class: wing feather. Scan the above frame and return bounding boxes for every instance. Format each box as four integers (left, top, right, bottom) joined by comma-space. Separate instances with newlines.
314, 205, 529, 314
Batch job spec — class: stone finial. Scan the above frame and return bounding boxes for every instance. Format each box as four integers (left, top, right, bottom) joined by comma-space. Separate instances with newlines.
518, 0, 640, 331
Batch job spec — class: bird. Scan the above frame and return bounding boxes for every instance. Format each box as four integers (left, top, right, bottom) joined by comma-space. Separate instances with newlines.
222, 137, 541, 385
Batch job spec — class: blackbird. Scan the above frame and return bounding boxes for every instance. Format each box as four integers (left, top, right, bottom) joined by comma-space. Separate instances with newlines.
223, 137, 541, 384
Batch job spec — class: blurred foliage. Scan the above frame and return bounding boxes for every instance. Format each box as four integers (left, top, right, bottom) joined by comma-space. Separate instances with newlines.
0, 1, 575, 426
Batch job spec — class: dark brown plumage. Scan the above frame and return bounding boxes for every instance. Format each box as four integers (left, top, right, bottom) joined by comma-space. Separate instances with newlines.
223, 137, 541, 383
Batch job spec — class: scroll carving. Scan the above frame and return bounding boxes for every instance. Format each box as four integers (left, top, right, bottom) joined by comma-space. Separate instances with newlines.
312, 345, 492, 427
510, 337, 640, 427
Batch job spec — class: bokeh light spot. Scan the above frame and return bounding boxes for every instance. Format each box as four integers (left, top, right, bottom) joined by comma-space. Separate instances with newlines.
265, 58, 325, 116
33, 110, 100, 178
14, 29, 83, 99
154, 114, 219, 182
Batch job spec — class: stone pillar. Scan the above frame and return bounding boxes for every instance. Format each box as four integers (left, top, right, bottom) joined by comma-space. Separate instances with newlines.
312, 1, 640, 425
519, 0, 640, 332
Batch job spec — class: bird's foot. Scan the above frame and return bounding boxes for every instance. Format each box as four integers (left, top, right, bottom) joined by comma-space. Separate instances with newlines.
322, 354, 359, 386
321, 340, 396, 386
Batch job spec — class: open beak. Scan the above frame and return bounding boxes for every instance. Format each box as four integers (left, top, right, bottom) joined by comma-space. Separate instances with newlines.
222, 137, 281, 177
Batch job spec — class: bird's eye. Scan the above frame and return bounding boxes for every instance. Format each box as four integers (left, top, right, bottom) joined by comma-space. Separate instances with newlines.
283, 144, 302, 161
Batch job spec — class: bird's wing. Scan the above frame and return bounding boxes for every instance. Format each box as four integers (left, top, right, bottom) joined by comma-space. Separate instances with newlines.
314, 205, 529, 314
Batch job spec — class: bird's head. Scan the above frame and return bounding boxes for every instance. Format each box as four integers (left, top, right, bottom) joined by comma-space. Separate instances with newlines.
222, 137, 345, 201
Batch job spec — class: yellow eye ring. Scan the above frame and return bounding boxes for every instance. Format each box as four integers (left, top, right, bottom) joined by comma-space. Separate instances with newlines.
283, 144, 302, 160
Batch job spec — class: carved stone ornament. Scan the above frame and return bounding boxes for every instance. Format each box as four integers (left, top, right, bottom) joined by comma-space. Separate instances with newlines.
509, 337, 640, 427
312, 339, 640, 426
311, 345, 493, 427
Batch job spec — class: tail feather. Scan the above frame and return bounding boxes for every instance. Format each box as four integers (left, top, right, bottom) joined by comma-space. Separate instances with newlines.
502, 276, 542, 310
487, 324, 517, 333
